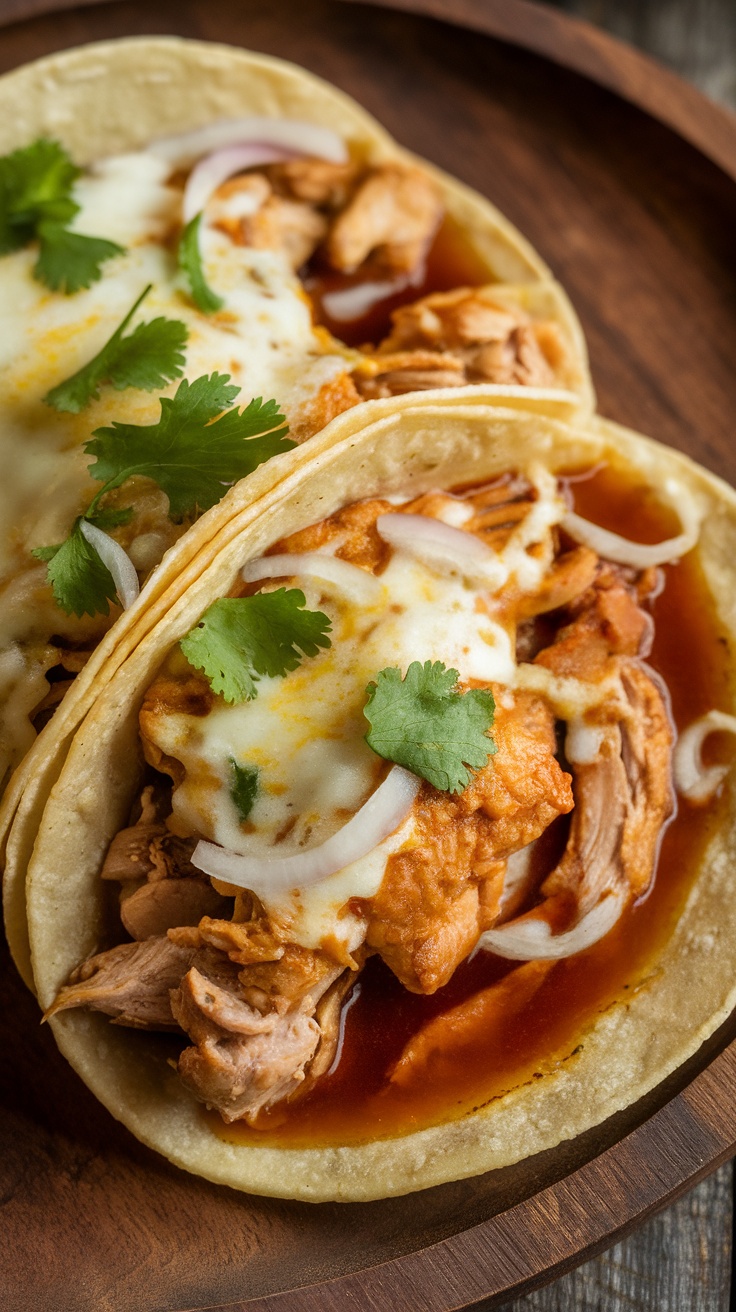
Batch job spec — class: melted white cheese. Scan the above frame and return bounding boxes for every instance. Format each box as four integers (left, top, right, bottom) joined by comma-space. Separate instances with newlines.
0, 149, 348, 773
150, 485, 617, 952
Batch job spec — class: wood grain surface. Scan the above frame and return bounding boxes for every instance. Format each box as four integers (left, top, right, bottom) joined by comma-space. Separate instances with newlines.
1, 1, 736, 1309
550, 0, 736, 110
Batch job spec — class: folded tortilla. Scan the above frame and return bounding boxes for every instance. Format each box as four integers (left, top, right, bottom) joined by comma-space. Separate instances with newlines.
22, 399, 736, 1201
0, 35, 593, 983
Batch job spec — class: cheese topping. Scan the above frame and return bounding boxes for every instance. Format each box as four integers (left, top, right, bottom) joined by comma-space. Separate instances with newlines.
146, 481, 618, 953
0, 149, 348, 779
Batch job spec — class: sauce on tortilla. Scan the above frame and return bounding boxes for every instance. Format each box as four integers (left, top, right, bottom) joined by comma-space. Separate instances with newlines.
213, 462, 732, 1147
304, 214, 491, 346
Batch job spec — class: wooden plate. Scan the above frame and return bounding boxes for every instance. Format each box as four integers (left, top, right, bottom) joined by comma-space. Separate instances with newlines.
3, 2, 736, 1308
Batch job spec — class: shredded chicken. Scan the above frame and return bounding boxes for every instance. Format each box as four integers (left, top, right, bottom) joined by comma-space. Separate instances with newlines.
326, 163, 443, 274
356, 288, 564, 398
46, 937, 197, 1030
170, 931, 349, 1123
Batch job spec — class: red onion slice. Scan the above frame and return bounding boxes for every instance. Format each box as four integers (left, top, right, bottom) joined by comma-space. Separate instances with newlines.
478, 892, 623, 960
242, 552, 383, 604
562, 509, 699, 569
674, 709, 736, 802
79, 521, 139, 610
376, 513, 505, 586
192, 765, 420, 896
150, 117, 348, 170
183, 144, 297, 223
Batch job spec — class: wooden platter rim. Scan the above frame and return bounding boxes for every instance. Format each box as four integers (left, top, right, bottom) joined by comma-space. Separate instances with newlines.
1, 1, 736, 1308
341, 0, 736, 184
1, 0, 735, 183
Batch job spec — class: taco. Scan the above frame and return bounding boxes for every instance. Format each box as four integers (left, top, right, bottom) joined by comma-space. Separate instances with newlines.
22, 400, 736, 1201
0, 33, 592, 812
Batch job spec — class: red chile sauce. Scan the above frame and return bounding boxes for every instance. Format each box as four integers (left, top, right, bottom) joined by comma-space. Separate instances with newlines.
302, 214, 492, 347
213, 463, 732, 1150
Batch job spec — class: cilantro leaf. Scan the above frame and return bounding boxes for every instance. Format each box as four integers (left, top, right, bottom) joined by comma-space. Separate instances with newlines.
180, 590, 332, 703
179, 212, 224, 314
85, 374, 293, 518
35, 222, 125, 294
364, 661, 496, 793
230, 759, 259, 822
85, 505, 134, 531
31, 518, 119, 617
0, 138, 124, 291
0, 139, 79, 253
44, 285, 188, 413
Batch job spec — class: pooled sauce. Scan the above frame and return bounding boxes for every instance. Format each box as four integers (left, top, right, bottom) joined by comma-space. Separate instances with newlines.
303, 214, 492, 347
213, 464, 732, 1149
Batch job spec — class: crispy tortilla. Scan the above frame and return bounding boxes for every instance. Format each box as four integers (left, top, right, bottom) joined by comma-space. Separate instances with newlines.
22, 401, 736, 1201
0, 35, 592, 986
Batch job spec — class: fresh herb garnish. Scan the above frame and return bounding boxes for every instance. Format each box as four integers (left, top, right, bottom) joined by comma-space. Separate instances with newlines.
230, 759, 259, 822
85, 376, 291, 519
180, 590, 332, 704
33, 375, 292, 616
178, 212, 224, 314
33, 518, 120, 618
0, 138, 124, 291
44, 285, 188, 413
364, 660, 496, 793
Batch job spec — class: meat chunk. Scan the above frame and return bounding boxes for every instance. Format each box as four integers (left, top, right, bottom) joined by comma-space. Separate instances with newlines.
364, 692, 573, 993
355, 350, 465, 400
541, 661, 673, 919
120, 878, 229, 940
356, 288, 564, 397
535, 561, 655, 683
45, 936, 197, 1030
326, 164, 443, 274
170, 933, 350, 1122
209, 173, 327, 269
269, 157, 358, 208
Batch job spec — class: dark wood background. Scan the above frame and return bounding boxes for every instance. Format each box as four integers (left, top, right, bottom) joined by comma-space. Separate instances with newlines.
511, 8, 735, 1308
0, 0, 735, 1308
507, 9, 735, 1305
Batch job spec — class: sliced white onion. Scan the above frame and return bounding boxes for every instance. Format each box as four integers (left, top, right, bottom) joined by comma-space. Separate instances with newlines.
477, 892, 624, 961
241, 552, 383, 604
183, 144, 296, 223
192, 765, 420, 896
322, 279, 402, 323
498, 842, 537, 916
79, 521, 139, 610
565, 717, 606, 766
562, 509, 699, 569
674, 710, 736, 802
150, 117, 348, 170
376, 513, 506, 587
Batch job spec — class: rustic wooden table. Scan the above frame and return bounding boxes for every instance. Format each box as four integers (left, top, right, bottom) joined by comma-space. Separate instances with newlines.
507, 11, 734, 1312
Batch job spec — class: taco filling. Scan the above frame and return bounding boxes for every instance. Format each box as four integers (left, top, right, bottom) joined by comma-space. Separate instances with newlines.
47, 460, 731, 1142
0, 112, 580, 786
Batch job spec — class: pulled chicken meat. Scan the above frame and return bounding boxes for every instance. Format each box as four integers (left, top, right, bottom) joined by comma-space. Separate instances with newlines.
356, 288, 566, 398
209, 158, 443, 279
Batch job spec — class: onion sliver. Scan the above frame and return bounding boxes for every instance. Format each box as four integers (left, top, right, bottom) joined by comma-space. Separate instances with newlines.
562, 509, 699, 569
79, 521, 139, 610
674, 710, 736, 802
376, 513, 505, 587
192, 765, 420, 896
151, 117, 348, 170
478, 892, 624, 961
184, 144, 296, 223
242, 552, 383, 604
